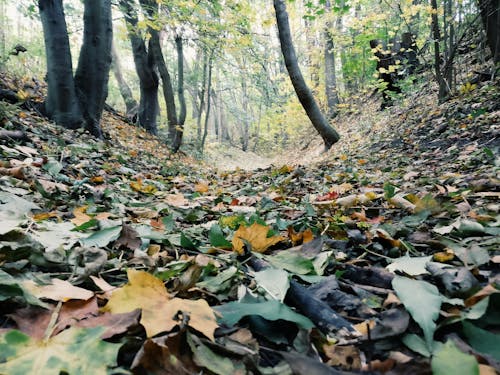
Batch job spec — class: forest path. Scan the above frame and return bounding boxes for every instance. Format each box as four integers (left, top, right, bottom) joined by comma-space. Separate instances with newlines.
203, 143, 277, 171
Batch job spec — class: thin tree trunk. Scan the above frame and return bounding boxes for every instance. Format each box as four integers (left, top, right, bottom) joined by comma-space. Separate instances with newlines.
38, 0, 82, 129
74, 0, 112, 138
324, 0, 339, 120
111, 43, 138, 117
240, 79, 250, 152
119, 0, 159, 135
0, 0, 5, 63
201, 55, 213, 151
196, 51, 208, 144
149, 28, 178, 139
172, 35, 186, 152
430, 0, 450, 102
273, 0, 340, 150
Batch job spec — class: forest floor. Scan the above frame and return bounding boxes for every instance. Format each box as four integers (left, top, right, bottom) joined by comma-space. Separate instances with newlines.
0, 71, 499, 375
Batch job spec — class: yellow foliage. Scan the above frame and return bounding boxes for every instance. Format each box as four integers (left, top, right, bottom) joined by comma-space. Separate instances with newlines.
232, 222, 285, 254
102, 270, 218, 340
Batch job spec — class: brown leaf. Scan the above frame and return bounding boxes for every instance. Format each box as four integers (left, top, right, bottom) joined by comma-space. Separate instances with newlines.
114, 224, 141, 250
131, 333, 199, 375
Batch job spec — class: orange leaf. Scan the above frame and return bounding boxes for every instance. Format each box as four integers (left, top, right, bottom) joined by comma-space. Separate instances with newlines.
195, 182, 209, 193
71, 206, 92, 226
232, 222, 285, 254
90, 176, 104, 184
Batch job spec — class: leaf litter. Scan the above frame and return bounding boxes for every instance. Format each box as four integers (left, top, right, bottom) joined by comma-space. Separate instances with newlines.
0, 71, 499, 374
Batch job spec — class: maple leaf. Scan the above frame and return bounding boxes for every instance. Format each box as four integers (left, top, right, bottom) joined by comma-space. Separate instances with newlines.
101, 269, 171, 337
232, 222, 285, 254
101, 270, 218, 340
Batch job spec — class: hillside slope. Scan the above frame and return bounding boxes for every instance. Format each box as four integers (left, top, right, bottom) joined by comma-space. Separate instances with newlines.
0, 71, 499, 374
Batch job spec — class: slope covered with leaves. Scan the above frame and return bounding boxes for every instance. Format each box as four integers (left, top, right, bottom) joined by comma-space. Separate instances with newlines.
0, 71, 499, 374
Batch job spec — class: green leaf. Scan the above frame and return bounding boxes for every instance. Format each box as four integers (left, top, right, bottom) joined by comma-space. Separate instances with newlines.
264, 251, 316, 275
214, 300, 314, 330
187, 333, 237, 375
401, 334, 431, 357
431, 340, 479, 375
80, 225, 122, 247
386, 255, 434, 275
180, 232, 198, 250
0, 327, 120, 375
197, 266, 238, 293
42, 159, 63, 176
209, 224, 232, 249
401, 334, 443, 357
0, 270, 48, 308
392, 276, 442, 351
463, 321, 500, 361
383, 182, 396, 199
253, 268, 290, 302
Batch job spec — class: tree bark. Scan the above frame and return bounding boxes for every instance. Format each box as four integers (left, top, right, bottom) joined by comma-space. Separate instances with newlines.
139, 0, 178, 142
111, 43, 138, 117
172, 36, 187, 152
196, 51, 208, 144
430, 0, 451, 102
273, 0, 340, 150
74, 0, 112, 138
324, 0, 339, 120
200, 56, 213, 152
119, 0, 159, 135
38, 0, 82, 129
478, 0, 500, 64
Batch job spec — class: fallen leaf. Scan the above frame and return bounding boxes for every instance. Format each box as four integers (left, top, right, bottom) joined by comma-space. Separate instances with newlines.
23, 279, 94, 302
101, 269, 171, 337
0, 327, 120, 374
232, 222, 285, 254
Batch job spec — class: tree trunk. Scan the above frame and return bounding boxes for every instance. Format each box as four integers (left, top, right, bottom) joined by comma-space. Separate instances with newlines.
196, 51, 208, 144
201, 55, 213, 152
478, 0, 500, 64
74, 0, 112, 138
0, 0, 6, 64
324, 0, 339, 120
119, 0, 159, 135
111, 43, 138, 117
172, 36, 186, 153
150, 29, 178, 139
38, 0, 82, 129
273, 0, 340, 150
430, 0, 451, 102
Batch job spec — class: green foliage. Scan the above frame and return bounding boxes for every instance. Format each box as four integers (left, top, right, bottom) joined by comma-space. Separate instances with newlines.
0, 327, 120, 375
392, 276, 442, 352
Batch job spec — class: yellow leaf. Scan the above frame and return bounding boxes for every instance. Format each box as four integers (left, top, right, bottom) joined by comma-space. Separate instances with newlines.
23, 279, 94, 302
195, 182, 209, 193
32, 211, 58, 221
163, 298, 218, 341
130, 179, 157, 194
101, 269, 171, 337
101, 270, 218, 340
433, 249, 455, 262
232, 222, 285, 254
71, 206, 92, 226
353, 320, 376, 335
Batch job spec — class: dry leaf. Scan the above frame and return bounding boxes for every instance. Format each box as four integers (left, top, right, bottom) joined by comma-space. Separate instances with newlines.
232, 222, 285, 254
71, 206, 92, 226
194, 182, 209, 193
162, 298, 218, 341
101, 269, 171, 337
102, 270, 217, 340
23, 279, 94, 302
